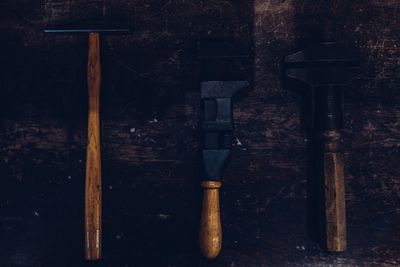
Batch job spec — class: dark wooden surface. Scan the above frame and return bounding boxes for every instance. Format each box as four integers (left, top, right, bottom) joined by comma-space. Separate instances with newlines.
0, 0, 399, 266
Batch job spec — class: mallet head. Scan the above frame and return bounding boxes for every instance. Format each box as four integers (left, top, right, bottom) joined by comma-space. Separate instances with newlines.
284, 42, 362, 87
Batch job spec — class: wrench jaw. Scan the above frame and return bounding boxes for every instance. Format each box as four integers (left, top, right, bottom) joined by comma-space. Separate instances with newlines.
201, 81, 250, 182
284, 42, 362, 252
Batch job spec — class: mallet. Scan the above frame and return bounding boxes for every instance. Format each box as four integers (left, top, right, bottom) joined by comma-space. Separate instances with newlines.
284, 42, 361, 251
44, 21, 130, 260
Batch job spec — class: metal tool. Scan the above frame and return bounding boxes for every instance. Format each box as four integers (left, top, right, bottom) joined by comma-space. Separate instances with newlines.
44, 21, 130, 260
284, 42, 361, 252
199, 81, 249, 259
197, 39, 250, 259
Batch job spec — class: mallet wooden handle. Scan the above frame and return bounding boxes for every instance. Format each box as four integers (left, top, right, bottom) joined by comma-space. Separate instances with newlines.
323, 130, 346, 252
199, 181, 222, 259
85, 32, 102, 260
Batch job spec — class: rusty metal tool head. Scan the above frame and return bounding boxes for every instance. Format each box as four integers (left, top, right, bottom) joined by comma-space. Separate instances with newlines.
44, 20, 131, 261
201, 80, 249, 179
197, 39, 250, 259
285, 42, 361, 87
44, 20, 131, 34
284, 41, 362, 252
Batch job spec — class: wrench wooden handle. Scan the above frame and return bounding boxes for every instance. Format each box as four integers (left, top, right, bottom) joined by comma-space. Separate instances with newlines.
199, 181, 222, 259
85, 32, 102, 260
323, 130, 346, 252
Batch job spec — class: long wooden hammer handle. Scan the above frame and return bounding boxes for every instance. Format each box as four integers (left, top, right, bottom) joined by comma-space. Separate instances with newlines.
323, 130, 346, 252
85, 32, 102, 260
199, 181, 222, 259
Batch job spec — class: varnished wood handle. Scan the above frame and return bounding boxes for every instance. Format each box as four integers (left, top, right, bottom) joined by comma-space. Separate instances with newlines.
323, 130, 346, 252
85, 32, 102, 260
199, 181, 222, 259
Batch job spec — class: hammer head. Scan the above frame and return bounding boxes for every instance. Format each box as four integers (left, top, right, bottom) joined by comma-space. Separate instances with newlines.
44, 20, 131, 34
284, 42, 362, 87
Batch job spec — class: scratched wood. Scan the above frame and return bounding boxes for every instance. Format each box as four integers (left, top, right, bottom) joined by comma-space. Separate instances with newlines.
85, 32, 102, 260
0, 0, 399, 266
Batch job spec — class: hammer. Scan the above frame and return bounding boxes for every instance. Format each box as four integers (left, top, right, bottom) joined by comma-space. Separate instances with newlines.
44, 21, 130, 260
284, 42, 361, 251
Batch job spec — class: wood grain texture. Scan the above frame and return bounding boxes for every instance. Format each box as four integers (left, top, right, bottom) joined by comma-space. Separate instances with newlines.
199, 181, 222, 259
85, 32, 102, 260
323, 130, 346, 252
0, 0, 399, 266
